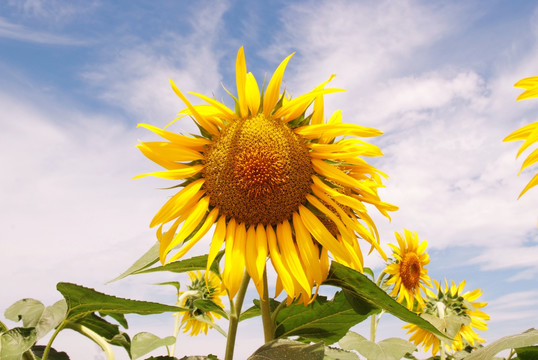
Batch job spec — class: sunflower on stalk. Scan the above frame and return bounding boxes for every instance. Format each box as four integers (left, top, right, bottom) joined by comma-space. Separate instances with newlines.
135, 46, 397, 305
177, 271, 226, 336
504, 76, 538, 198
404, 280, 490, 357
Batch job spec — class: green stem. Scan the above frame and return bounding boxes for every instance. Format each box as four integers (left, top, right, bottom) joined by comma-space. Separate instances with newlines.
370, 271, 387, 342
224, 270, 250, 360
270, 300, 287, 324
260, 267, 274, 343
65, 323, 115, 359
41, 323, 64, 360
506, 348, 516, 360
436, 302, 447, 360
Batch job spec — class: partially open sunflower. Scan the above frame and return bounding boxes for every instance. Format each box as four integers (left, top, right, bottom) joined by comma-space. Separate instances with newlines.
136, 47, 397, 303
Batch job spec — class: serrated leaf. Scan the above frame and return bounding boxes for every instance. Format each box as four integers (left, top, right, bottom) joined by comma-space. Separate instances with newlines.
323, 346, 360, 360
464, 328, 538, 360
324, 263, 448, 339
31, 345, 70, 360
192, 300, 228, 320
5, 299, 45, 328
177, 356, 219, 360
516, 345, 538, 360
339, 332, 415, 360
130, 332, 175, 359
108, 242, 160, 283
274, 291, 376, 345
0, 327, 37, 360
248, 339, 325, 360
57, 282, 183, 322
137, 253, 223, 276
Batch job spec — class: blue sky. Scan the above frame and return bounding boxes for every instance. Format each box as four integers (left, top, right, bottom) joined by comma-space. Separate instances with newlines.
1, 0, 537, 359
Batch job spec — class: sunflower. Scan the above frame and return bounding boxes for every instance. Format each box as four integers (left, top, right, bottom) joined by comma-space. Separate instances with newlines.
384, 229, 431, 310
403, 280, 490, 356
136, 47, 397, 303
504, 76, 538, 198
178, 271, 226, 336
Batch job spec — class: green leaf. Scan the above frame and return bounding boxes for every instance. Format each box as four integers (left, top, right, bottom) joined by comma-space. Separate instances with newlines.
130, 332, 175, 360
137, 253, 223, 276
57, 282, 183, 322
323, 263, 448, 339
193, 300, 228, 320
240, 299, 280, 322
31, 345, 70, 360
155, 282, 181, 293
5, 299, 67, 340
108, 242, 160, 283
248, 339, 325, 360
177, 356, 219, 360
516, 345, 538, 360
0, 327, 37, 360
464, 328, 538, 360
274, 291, 377, 345
323, 346, 360, 360
5, 299, 45, 328
339, 331, 416, 360
69, 313, 131, 353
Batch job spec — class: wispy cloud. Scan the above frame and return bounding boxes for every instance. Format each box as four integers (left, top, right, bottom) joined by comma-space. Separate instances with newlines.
0, 17, 87, 45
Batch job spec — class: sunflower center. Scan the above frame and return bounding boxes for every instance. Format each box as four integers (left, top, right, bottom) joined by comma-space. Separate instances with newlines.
400, 252, 421, 290
203, 114, 313, 226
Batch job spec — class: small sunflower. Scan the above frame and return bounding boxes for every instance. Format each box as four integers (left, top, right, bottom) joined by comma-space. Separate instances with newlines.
403, 280, 490, 356
178, 271, 226, 336
504, 76, 538, 198
384, 229, 431, 310
136, 47, 397, 303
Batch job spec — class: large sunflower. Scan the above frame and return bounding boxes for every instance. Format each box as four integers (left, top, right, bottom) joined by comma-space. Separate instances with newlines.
403, 280, 490, 356
178, 271, 226, 336
384, 229, 431, 310
136, 47, 397, 302
504, 76, 538, 198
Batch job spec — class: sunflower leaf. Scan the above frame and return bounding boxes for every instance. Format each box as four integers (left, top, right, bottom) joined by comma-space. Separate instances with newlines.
463, 328, 538, 360
56, 282, 183, 323
130, 332, 176, 360
248, 339, 325, 360
136, 252, 224, 276
193, 299, 228, 320
516, 345, 538, 360
274, 291, 377, 344
0, 327, 37, 360
323, 262, 450, 340
339, 331, 416, 360
107, 242, 160, 283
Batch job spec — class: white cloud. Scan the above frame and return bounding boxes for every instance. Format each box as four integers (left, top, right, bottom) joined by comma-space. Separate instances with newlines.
82, 1, 230, 125
0, 16, 87, 45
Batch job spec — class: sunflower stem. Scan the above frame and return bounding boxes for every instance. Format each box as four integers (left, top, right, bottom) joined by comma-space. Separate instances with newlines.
224, 270, 250, 360
260, 268, 274, 343
370, 271, 387, 342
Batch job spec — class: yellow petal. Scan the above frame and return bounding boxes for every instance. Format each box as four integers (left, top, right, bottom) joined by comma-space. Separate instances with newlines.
206, 216, 227, 275
164, 196, 211, 254
277, 221, 311, 295
245, 72, 261, 115
150, 179, 205, 227
263, 53, 294, 117
169, 79, 219, 136
266, 225, 295, 296
236, 47, 248, 118
134, 164, 203, 180
295, 122, 382, 139
292, 212, 322, 284
298, 205, 351, 263
245, 225, 264, 296
519, 172, 538, 198
187, 92, 237, 120
137, 123, 211, 150
273, 88, 345, 123
226, 222, 247, 299
167, 207, 219, 263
